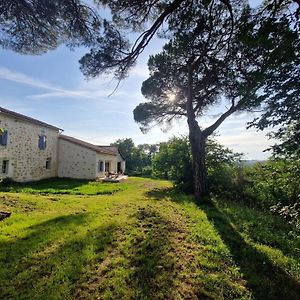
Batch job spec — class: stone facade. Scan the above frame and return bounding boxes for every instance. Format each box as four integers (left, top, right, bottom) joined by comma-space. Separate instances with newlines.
58, 138, 96, 179
0, 113, 59, 182
0, 107, 125, 182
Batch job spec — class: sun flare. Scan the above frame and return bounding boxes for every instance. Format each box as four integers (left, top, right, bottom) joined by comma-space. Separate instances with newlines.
168, 93, 176, 102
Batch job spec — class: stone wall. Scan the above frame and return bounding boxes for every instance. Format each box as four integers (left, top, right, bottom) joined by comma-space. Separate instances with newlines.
58, 138, 98, 179
0, 114, 59, 182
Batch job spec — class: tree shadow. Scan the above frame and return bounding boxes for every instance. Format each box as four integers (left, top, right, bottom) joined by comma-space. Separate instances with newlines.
128, 206, 179, 299
201, 202, 300, 300
146, 187, 300, 299
146, 187, 193, 205
0, 213, 118, 299
220, 200, 300, 263
0, 177, 90, 194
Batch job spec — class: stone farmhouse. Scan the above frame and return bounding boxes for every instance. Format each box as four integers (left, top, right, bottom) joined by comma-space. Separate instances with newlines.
0, 107, 125, 182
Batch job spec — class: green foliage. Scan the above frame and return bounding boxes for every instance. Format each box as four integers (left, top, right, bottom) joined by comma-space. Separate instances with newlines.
240, 9, 300, 156
211, 158, 300, 229
268, 121, 300, 158
152, 136, 193, 192
242, 159, 300, 208
270, 202, 300, 229
152, 136, 241, 193
111, 138, 158, 175
0, 177, 15, 188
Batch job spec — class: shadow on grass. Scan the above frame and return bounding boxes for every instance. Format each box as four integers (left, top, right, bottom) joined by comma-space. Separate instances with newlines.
146, 187, 300, 300
0, 177, 125, 196
0, 177, 89, 193
0, 213, 118, 299
129, 207, 177, 299
146, 187, 193, 205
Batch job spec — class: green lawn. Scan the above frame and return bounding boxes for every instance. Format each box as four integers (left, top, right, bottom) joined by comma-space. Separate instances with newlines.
0, 177, 299, 299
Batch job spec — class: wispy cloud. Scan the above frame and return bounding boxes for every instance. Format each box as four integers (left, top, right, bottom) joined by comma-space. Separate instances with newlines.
0, 66, 125, 100
0, 67, 59, 90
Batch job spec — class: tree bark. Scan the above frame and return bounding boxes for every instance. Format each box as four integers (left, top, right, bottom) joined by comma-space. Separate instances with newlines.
187, 118, 209, 202
186, 62, 209, 203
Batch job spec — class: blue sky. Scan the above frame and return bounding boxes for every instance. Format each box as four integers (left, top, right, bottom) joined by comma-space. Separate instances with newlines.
0, 1, 275, 159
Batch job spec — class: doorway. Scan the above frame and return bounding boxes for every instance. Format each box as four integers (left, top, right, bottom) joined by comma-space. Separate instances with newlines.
117, 162, 121, 173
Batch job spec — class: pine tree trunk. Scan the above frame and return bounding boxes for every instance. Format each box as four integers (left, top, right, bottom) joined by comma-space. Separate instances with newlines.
187, 118, 208, 202
186, 63, 208, 202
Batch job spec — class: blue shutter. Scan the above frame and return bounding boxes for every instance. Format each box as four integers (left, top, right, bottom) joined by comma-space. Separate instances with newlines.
1, 130, 8, 146
39, 135, 45, 150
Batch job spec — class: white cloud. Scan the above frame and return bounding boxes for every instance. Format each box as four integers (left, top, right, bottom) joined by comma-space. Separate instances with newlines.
0, 67, 59, 90
130, 65, 149, 79
0, 66, 125, 101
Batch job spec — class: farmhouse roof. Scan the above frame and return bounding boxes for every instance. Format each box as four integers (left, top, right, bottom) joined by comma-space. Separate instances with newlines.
97, 145, 125, 160
59, 135, 117, 156
0, 106, 62, 131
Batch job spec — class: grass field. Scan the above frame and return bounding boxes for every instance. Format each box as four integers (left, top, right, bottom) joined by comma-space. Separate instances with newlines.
0, 177, 299, 299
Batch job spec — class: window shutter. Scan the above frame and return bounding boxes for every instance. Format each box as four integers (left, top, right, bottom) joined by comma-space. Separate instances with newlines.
1, 130, 8, 146
39, 135, 45, 150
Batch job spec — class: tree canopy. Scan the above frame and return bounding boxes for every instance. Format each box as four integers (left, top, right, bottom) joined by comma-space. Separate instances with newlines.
0, 0, 103, 54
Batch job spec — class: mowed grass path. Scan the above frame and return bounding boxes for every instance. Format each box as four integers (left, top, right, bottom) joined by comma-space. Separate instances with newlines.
0, 177, 299, 299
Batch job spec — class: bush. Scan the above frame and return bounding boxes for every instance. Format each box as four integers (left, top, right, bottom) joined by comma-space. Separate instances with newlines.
242, 159, 300, 208
270, 202, 300, 229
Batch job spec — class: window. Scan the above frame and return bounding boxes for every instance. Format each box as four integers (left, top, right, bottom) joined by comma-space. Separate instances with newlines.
38, 135, 47, 150
98, 161, 104, 172
46, 157, 51, 169
0, 130, 8, 146
2, 160, 9, 174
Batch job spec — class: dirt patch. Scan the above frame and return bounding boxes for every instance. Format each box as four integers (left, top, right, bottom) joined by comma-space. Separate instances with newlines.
0, 195, 35, 212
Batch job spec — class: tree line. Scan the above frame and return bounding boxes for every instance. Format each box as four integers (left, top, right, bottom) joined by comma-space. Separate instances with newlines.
113, 136, 299, 227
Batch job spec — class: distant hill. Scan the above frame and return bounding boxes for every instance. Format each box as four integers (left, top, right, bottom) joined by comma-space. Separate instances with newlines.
240, 160, 266, 166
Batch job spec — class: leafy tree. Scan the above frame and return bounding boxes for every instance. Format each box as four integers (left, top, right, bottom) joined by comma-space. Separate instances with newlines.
110, 138, 136, 173
152, 136, 241, 193
243, 5, 300, 158
266, 121, 300, 158
1, 1, 299, 59
110, 138, 157, 175
152, 136, 193, 192
79, 0, 300, 79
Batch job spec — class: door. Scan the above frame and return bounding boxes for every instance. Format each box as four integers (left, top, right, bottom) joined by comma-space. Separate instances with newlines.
117, 162, 121, 173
